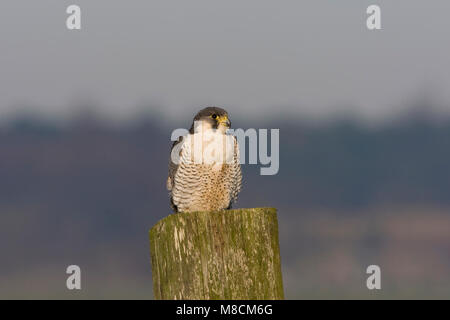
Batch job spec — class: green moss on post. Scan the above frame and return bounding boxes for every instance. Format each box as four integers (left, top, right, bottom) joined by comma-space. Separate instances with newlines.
149, 207, 284, 300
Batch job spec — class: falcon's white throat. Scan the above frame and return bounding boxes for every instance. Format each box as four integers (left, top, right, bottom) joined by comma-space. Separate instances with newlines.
170, 119, 237, 168
186, 126, 236, 166
193, 119, 229, 134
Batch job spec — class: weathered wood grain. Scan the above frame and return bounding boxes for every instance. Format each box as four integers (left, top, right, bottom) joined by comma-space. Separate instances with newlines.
149, 207, 284, 300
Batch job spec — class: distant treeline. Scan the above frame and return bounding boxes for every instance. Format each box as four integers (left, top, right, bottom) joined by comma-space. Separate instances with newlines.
1, 115, 450, 212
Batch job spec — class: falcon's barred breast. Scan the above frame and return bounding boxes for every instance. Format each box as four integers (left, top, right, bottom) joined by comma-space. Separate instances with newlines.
167, 107, 242, 213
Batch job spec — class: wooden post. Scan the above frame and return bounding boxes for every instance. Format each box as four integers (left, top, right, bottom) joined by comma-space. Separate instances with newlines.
149, 207, 284, 300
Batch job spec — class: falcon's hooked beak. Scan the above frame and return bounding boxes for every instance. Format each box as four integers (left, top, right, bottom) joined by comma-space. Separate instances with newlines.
218, 115, 231, 128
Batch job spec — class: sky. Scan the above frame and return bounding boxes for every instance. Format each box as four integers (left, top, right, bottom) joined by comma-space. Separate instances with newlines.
1, 0, 450, 124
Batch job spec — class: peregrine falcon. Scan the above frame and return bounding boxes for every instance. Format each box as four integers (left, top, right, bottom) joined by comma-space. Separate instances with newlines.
167, 107, 242, 213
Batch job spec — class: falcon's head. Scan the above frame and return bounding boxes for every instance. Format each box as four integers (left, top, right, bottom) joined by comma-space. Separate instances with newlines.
190, 107, 231, 134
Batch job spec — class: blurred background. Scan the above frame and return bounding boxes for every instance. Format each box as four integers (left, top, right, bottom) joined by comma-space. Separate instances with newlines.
1, 0, 450, 299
